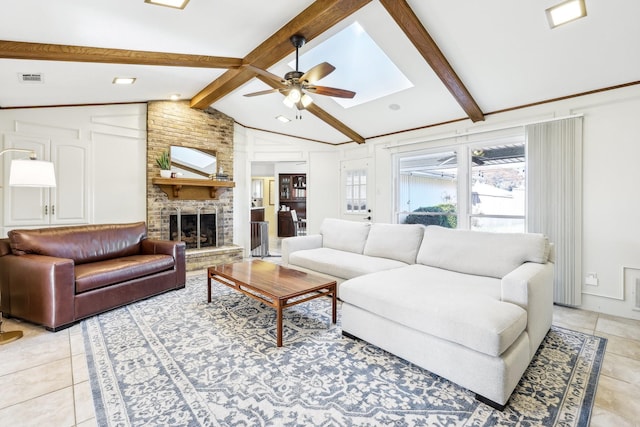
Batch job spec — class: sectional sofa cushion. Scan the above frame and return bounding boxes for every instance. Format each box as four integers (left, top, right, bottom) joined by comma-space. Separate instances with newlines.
416, 226, 548, 279
320, 218, 371, 254
288, 247, 407, 280
339, 264, 527, 357
363, 223, 424, 264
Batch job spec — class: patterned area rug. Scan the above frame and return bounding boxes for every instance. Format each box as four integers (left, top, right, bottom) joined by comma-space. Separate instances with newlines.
83, 275, 606, 426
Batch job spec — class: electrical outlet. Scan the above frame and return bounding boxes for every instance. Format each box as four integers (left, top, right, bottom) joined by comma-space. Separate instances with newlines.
585, 272, 598, 286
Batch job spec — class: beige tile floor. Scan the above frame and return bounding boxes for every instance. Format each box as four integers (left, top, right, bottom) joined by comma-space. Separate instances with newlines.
1, 289, 638, 427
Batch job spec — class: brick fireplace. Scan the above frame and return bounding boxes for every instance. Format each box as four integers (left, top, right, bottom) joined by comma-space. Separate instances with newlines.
146, 101, 243, 270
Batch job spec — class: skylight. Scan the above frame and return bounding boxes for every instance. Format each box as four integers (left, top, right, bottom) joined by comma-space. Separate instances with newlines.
293, 22, 413, 108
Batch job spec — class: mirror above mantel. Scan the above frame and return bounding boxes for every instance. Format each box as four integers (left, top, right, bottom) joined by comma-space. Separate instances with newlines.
152, 146, 234, 200
170, 146, 217, 179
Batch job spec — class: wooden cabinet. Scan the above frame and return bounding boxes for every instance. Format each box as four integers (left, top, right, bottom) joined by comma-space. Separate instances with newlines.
278, 174, 306, 237
251, 207, 265, 222
3, 134, 89, 228
277, 211, 295, 238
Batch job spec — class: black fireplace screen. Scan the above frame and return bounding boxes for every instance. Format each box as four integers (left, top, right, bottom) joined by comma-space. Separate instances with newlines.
169, 213, 217, 249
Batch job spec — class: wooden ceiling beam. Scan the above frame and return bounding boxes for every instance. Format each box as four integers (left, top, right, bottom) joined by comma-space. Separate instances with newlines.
0, 40, 242, 68
305, 103, 365, 144
253, 75, 364, 144
379, 0, 485, 122
190, 0, 372, 109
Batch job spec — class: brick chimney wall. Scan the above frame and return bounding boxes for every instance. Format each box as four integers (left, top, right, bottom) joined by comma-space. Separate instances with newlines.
146, 101, 235, 244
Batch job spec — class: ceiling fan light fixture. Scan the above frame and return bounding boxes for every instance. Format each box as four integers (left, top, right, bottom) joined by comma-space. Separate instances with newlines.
282, 96, 295, 109
546, 0, 587, 28
300, 94, 313, 108
288, 88, 302, 103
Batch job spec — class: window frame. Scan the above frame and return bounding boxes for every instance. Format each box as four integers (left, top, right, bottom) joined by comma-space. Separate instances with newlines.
394, 136, 526, 232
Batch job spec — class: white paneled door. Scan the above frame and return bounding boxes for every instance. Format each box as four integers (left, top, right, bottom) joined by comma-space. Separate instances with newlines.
340, 157, 374, 223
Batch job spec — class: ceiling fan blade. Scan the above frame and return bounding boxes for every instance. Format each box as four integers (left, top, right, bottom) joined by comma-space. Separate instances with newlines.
243, 88, 281, 97
300, 62, 335, 84
243, 64, 284, 84
306, 85, 356, 99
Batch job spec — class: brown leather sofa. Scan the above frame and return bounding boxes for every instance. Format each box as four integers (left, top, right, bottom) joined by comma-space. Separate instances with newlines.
0, 222, 186, 331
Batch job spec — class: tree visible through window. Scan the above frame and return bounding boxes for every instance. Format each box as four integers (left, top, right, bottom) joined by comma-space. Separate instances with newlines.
397, 151, 458, 227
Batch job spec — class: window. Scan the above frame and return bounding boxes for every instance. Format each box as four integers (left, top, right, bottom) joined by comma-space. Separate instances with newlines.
395, 140, 526, 232
469, 143, 525, 232
397, 151, 458, 228
345, 169, 367, 213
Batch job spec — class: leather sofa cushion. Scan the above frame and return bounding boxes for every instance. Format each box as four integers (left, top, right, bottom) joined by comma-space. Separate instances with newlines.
75, 254, 175, 293
339, 264, 526, 357
9, 222, 147, 265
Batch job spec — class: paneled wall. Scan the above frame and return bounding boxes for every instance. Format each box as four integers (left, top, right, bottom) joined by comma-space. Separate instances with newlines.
0, 104, 147, 236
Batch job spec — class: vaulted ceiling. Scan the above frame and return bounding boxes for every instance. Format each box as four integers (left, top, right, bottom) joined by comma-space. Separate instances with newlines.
1, 1, 639, 144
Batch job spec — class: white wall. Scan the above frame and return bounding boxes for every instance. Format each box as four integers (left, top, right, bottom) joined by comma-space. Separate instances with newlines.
0, 104, 147, 236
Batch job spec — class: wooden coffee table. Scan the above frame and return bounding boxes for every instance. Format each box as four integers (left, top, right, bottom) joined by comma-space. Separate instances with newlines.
207, 260, 337, 347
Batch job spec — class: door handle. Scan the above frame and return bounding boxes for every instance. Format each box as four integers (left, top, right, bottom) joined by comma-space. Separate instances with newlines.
44, 205, 48, 215
52, 205, 55, 215
364, 216, 371, 221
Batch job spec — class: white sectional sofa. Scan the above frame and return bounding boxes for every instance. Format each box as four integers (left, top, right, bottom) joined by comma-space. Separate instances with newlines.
281, 218, 554, 409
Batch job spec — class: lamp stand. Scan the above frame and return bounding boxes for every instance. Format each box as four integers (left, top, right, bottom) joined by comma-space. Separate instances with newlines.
0, 311, 23, 345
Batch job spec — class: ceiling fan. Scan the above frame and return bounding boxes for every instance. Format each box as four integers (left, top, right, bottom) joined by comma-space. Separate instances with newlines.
243, 35, 356, 110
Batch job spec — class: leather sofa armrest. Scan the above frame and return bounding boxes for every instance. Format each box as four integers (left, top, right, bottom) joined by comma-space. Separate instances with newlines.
141, 239, 186, 286
0, 238, 11, 257
0, 254, 75, 329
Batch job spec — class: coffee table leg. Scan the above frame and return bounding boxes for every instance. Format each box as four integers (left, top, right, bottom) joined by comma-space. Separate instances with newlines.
207, 274, 212, 303
331, 284, 337, 324
276, 300, 283, 347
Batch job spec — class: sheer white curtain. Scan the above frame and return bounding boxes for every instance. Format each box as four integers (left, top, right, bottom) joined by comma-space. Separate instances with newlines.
526, 117, 583, 306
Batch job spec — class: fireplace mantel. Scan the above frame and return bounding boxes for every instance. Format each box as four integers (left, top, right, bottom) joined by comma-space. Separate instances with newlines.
152, 177, 235, 200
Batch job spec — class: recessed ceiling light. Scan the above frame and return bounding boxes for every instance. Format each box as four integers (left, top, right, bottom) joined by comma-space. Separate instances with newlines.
170, 94, 181, 101
144, 0, 190, 9
276, 115, 291, 123
546, 0, 587, 29
113, 77, 136, 85
389, 104, 401, 111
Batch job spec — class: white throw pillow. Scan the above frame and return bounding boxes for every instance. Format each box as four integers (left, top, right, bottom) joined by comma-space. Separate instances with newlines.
320, 218, 371, 254
363, 223, 425, 264
416, 226, 548, 278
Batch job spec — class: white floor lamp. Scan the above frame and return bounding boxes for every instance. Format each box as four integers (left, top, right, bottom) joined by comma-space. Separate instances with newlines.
0, 148, 56, 344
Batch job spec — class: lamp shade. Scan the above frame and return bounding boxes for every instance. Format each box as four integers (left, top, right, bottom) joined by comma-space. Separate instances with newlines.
9, 159, 57, 187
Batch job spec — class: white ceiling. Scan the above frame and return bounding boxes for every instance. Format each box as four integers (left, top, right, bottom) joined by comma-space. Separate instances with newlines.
1, 0, 639, 144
